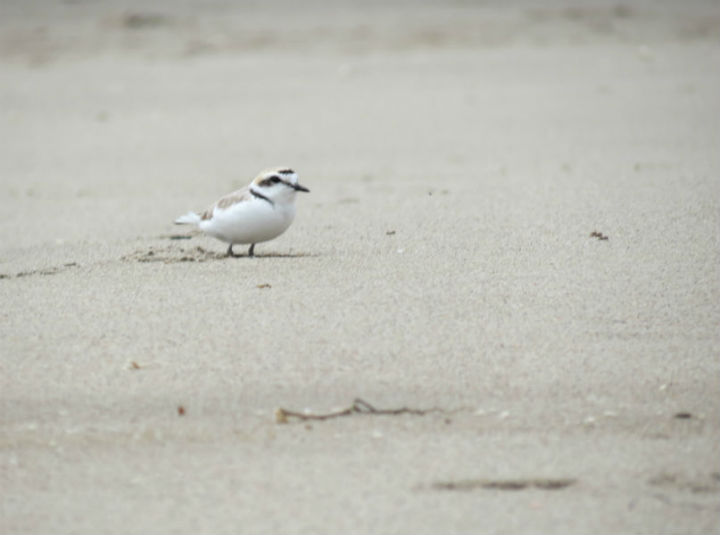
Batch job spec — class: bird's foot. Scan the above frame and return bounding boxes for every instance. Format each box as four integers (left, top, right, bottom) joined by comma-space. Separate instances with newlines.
227, 244, 242, 258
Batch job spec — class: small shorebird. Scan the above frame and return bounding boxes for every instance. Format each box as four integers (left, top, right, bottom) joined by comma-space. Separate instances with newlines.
174, 167, 309, 257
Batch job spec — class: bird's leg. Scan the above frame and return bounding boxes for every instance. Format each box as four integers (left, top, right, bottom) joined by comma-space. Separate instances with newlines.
227, 244, 241, 258
248, 243, 255, 257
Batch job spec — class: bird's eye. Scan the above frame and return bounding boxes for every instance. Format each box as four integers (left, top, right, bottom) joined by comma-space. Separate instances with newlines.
270, 176, 281, 184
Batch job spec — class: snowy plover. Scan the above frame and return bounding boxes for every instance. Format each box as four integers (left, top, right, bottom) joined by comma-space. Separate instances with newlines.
174, 167, 309, 257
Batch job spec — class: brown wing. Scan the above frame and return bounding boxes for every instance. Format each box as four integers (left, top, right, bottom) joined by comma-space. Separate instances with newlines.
201, 187, 252, 220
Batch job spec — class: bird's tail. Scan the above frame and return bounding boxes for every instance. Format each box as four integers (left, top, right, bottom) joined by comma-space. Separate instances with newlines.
174, 212, 201, 225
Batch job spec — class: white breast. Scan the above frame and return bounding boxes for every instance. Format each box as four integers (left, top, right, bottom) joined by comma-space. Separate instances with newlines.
199, 198, 296, 245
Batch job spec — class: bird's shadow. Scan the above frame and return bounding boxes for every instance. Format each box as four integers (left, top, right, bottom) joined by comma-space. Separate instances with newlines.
238, 252, 317, 259
123, 242, 317, 264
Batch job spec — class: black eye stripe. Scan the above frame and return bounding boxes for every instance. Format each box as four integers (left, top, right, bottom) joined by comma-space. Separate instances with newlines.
260, 175, 283, 187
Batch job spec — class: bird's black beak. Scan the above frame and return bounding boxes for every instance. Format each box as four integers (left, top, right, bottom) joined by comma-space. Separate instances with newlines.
293, 183, 310, 193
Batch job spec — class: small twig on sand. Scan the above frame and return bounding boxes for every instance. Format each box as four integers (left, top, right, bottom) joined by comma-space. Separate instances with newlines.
432, 478, 577, 492
275, 398, 440, 424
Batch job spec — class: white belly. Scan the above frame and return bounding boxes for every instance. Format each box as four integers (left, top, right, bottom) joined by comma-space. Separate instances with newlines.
199, 200, 295, 245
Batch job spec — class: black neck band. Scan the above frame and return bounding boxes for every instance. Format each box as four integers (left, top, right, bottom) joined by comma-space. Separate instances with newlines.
251, 188, 274, 206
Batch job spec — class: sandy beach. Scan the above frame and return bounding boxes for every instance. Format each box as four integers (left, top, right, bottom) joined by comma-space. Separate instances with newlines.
1, 1, 719, 533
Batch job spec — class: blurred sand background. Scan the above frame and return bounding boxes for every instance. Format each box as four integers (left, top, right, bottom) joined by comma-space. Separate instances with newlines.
1, 0, 719, 532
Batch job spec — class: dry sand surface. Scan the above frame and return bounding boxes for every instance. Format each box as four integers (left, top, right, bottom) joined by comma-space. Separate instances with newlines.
1, 1, 719, 533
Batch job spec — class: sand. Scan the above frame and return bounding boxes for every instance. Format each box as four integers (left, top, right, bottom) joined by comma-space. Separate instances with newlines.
1, 1, 719, 533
